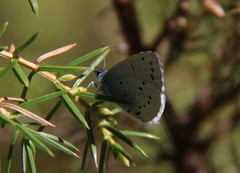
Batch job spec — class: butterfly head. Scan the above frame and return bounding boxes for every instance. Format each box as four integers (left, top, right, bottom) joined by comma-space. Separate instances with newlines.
94, 68, 106, 77
94, 68, 107, 90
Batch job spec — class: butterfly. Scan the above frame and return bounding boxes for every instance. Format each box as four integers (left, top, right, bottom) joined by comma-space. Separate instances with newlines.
95, 51, 165, 124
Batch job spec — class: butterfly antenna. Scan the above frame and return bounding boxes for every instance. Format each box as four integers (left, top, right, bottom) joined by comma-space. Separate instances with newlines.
103, 57, 106, 69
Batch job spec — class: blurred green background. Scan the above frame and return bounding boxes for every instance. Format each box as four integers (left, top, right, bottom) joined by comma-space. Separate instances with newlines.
1, 0, 240, 173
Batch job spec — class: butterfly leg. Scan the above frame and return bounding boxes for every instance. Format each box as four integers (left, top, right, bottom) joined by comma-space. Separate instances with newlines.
86, 81, 95, 89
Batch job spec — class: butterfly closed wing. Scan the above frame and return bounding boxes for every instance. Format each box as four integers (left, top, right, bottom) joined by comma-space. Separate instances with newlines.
95, 51, 166, 124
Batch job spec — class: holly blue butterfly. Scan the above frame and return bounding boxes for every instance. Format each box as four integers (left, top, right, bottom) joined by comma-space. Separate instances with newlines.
95, 51, 166, 124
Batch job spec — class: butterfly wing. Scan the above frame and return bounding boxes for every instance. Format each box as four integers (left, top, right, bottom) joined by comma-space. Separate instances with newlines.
100, 52, 165, 124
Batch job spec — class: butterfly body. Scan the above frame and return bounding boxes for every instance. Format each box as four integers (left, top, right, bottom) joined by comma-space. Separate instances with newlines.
96, 51, 165, 124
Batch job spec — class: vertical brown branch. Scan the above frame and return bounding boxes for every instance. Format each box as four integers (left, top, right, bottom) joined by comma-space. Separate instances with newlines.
112, 0, 145, 54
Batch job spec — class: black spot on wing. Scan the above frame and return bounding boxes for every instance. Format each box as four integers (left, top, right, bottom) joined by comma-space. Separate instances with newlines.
151, 67, 154, 73
151, 74, 154, 80
135, 111, 141, 115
